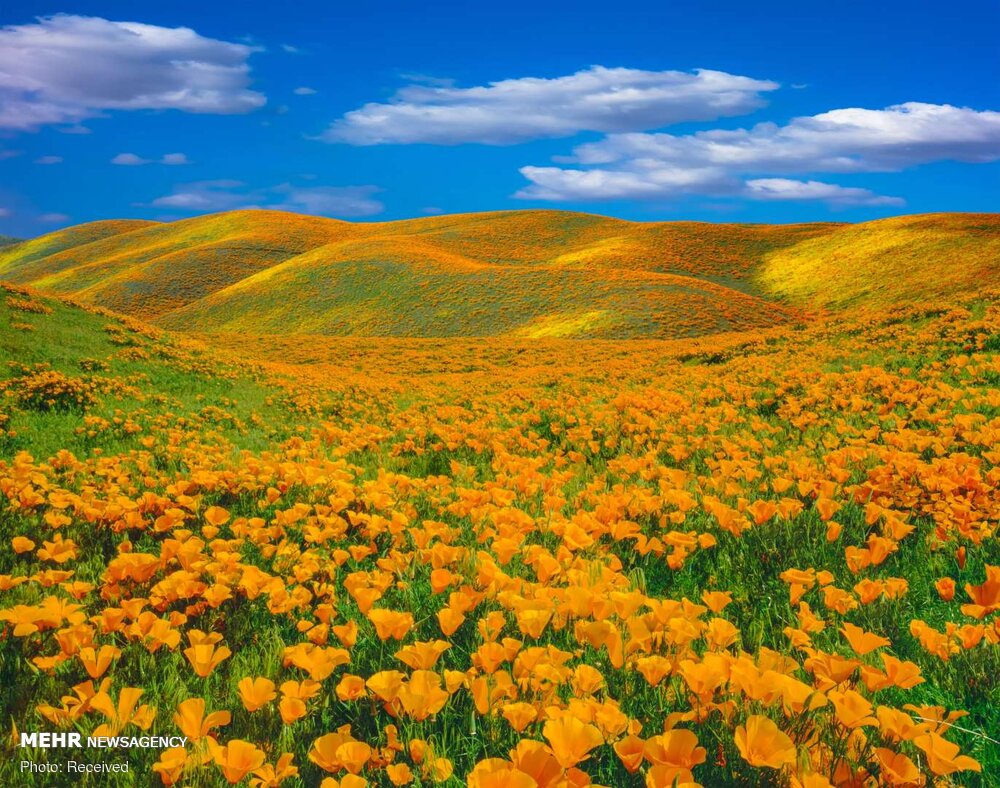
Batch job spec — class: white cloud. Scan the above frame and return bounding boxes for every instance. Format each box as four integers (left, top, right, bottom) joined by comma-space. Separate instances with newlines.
323, 66, 778, 145
271, 185, 384, 217
113, 152, 191, 165
0, 14, 265, 131
294, 86, 317, 96
150, 181, 384, 217
0, 208, 10, 217
39, 212, 70, 223
744, 179, 903, 206
151, 180, 247, 210
518, 165, 728, 201
34, 155, 63, 164
112, 153, 150, 166
516, 102, 1000, 204
568, 103, 1000, 171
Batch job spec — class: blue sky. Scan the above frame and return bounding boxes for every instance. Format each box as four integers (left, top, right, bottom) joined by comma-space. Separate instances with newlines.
1, 0, 998, 236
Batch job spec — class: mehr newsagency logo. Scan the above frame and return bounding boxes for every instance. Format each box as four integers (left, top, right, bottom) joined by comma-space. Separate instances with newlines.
20, 731, 187, 749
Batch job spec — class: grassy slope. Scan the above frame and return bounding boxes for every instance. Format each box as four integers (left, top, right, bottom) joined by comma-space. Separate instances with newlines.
0, 284, 299, 460
0, 213, 347, 321
757, 213, 1000, 309
0, 220, 159, 281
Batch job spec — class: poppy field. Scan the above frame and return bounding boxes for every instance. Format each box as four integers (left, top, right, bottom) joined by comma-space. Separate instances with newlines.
0, 264, 998, 787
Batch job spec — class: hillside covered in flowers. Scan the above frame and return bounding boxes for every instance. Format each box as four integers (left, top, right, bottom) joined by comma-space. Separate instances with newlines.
1, 211, 997, 339
0, 211, 998, 786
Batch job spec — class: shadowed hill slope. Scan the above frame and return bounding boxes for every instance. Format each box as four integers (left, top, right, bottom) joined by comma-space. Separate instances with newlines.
1, 209, 997, 338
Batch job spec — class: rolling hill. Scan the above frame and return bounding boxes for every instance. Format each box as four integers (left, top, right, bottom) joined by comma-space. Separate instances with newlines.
757, 212, 1000, 308
0, 209, 997, 338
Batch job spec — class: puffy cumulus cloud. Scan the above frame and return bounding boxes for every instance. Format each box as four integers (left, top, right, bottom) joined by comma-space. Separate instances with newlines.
322, 66, 778, 145
293, 86, 317, 96
150, 181, 384, 218
568, 103, 1000, 171
0, 14, 265, 131
516, 102, 1000, 204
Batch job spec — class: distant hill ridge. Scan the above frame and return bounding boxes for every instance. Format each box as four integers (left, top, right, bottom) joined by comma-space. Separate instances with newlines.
0, 209, 996, 339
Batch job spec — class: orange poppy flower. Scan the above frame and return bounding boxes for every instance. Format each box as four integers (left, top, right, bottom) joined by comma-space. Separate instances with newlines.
700, 590, 732, 613
643, 729, 706, 770
437, 607, 466, 636
203, 505, 231, 527
90, 687, 155, 738
11, 536, 35, 554
249, 752, 298, 787
308, 727, 358, 773
332, 619, 359, 648
184, 643, 231, 678
398, 670, 450, 720
501, 702, 538, 732
734, 715, 796, 769
875, 706, 924, 742
368, 609, 414, 641
873, 748, 922, 786
828, 689, 878, 728
173, 697, 231, 741
613, 734, 645, 773
335, 674, 367, 702
840, 622, 890, 655
152, 747, 188, 786
934, 577, 956, 601
467, 759, 536, 788
880, 654, 924, 689
366, 671, 405, 703
961, 564, 1000, 619
912, 732, 981, 776
335, 741, 372, 775
237, 677, 277, 712
77, 645, 120, 679
279, 680, 320, 724
386, 762, 414, 785
209, 739, 266, 784
395, 640, 450, 670
542, 715, 604, 769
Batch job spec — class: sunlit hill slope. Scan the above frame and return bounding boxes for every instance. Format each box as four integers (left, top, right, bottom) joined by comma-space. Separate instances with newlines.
1, 210, 997, 338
